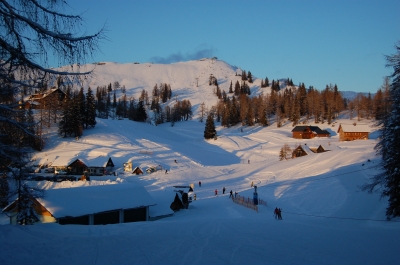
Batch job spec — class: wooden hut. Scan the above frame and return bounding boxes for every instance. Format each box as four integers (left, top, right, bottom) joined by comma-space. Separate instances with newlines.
292, 145, 308, 158
132, 167, 144, 175
291, 126, 330, 139
337, 123, 370, 141
309, 145, 328, 153
2, 184, 155, 225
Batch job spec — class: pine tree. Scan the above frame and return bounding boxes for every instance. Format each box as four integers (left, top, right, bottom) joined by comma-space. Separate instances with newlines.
265, 77, 269, 87
85, 87, 97, 128
204, 113, 217, 139
59, 87, 72, 137
234, 81, 240, 96
363, 42, 400, 219
247, 71, 253, 83
241, 70, 247, 81
70, 92, 83, 137
229, 81, 233, 93
136, 100, 147, 122
0, 173, 9, 208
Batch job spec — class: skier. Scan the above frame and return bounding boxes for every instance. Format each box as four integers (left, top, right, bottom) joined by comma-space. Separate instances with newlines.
223, 187, 226, 194
215, 189, 218, 196
199, 181, 201, 187
229, 190, 233, 198
274, 207, 279, 220
278, 208, 282, 220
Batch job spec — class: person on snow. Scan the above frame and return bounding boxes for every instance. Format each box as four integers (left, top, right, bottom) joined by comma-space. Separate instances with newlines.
199, 181, 201, 187
223, 187, 226, 194
274, 207, 279, 220
215, 189, 218, 196
278, 208, 282, 220
229, 190, 233, 198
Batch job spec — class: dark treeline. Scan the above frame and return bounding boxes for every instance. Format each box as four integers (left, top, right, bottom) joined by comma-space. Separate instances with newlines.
59, 87, 96, 138
55, 80, 193, 138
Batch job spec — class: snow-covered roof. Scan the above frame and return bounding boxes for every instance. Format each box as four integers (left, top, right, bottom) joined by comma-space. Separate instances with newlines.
85, 156, 112, 167
338, 123, 371, 133
51, 156, 77, 167
38, 184, 155, 218
51, 156, 113, 168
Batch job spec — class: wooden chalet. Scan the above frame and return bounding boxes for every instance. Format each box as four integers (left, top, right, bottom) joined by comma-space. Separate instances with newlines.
337, 123, 370, 141
28, 87, 66, 109
54, 157, 115, 176
86, 157, 115, 176
291, 126, 330, 139
67, 159, 88, 175
2, 184, 156, 225
292, 145, 308, 158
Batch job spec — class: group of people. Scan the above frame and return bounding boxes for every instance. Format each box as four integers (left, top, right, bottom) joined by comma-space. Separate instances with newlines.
274, 207, 282, 220
198, 182, 238, 198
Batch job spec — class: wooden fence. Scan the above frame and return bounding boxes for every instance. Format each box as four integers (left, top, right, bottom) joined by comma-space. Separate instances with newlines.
258, 198, 267, 207
232, 195, 256, 212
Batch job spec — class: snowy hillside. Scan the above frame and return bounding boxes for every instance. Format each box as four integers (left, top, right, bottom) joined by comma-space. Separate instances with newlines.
58, 59, 270, 114
1, 59, 399, 265
1, 114, 399, 264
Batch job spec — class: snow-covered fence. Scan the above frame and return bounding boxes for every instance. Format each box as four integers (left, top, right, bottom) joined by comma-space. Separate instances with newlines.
232, 194, 258, 212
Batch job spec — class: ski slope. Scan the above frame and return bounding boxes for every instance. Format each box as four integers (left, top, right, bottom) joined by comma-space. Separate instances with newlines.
1, 59, 399, 265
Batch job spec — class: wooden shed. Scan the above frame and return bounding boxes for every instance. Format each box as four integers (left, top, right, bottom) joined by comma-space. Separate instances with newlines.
3, 184, 156, 225
337, 123, 370, 141
292, 145, 308, 158
309, 145, 328, 153
132, 167, 144, 175
291, 126, 330, 139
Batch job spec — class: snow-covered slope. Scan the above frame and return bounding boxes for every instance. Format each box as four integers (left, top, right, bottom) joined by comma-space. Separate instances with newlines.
1, 60, 398, 265
2, 116, 399, 264
59, 59, 270, 113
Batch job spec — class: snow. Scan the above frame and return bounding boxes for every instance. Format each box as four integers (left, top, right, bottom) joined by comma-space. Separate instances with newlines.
1, 59, 399, 265
38, 184, 155, 218
338, 123, 372, 133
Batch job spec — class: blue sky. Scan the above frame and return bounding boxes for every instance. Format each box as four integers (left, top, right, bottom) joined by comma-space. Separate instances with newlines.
65, 0, 399, 93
